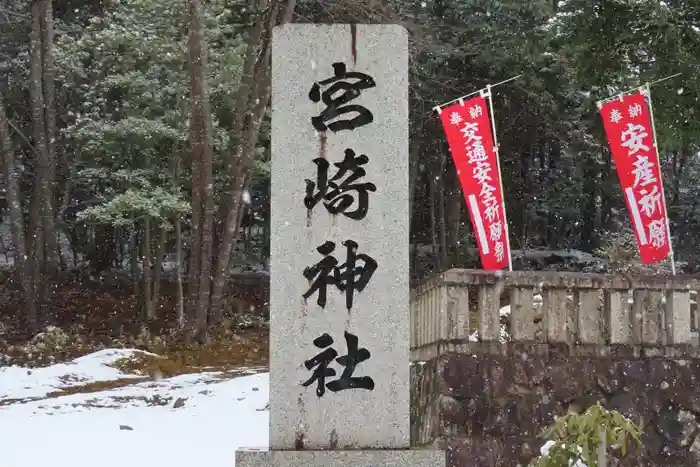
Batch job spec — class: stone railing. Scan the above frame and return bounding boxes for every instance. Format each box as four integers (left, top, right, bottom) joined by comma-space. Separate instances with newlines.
410, 268, 700, 360
410, 269, 700, 465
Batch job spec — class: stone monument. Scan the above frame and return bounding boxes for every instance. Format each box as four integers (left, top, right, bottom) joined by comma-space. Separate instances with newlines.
235, 23, 445, 466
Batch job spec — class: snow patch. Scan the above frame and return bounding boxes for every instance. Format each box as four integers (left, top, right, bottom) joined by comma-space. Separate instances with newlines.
0, 349, 156, 401
540, 440, 588, 466
0, 349, 269, 467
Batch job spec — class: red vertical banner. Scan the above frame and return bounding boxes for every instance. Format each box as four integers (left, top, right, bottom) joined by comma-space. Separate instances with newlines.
600, 91, 671, 264
438, 96, 510, 270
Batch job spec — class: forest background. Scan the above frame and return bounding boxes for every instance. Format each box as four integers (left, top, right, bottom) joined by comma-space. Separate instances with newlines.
0, 0, 698, 361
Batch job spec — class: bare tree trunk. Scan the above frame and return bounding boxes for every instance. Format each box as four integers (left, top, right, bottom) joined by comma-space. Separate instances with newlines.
262, 178, 271, 262
209, 94, 267, 321
408, 140, 420, 224
0, 97, 36, 328
182, 0, 297, 339
581, 151, 599, 250
130, 225, 139, 293
600, 146, 613, 231
142, 219, 154, 327
446, 167, 463, 265
209, 0, 296, 322
186, 0, 215, 342
175, 217, 185, 328
209, 0, 272, 283
28, 0, 50, 333
56, 155, 79, 268
40, 0, 58, 286
186, 149, 202, 328
172, 150, 185, 328
518, 150, 531, 247
210, 173, 248, 329
151, 226, 167, 311
40, 0, 56, 183
409, 145, 421, 275
429, 166, 440, 273
438, 155, 448, 268
185, 7, 204, 336
141, 146, 155, 328
672, 145, 689, 205
212, 0, 267, 242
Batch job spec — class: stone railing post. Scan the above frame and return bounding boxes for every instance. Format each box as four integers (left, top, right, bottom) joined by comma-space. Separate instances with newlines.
409, 269, 699, 354
598, 428, 606, 467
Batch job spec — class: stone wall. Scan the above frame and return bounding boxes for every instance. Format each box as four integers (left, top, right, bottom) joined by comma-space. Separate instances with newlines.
411, 345, 700, 466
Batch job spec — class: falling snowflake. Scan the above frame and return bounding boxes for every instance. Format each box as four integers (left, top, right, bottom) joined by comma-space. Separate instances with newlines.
449, 112, 463, 125
469, 105, 483, 119
609, 109, 623, 123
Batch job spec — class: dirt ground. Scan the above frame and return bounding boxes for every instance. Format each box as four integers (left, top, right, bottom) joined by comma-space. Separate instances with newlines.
0, 272, 269, 370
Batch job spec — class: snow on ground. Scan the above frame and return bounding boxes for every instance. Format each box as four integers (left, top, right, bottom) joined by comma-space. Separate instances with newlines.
0, 350, 269, 467
0, 349, 155, 401
540, 440, 587, 467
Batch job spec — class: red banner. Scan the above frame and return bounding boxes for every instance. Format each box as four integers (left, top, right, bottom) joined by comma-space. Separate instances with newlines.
439, 96, 509, 270
600, 91, 671, 264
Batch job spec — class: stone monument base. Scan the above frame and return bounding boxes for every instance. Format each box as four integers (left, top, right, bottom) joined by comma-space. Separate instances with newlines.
235, 448, 445, 466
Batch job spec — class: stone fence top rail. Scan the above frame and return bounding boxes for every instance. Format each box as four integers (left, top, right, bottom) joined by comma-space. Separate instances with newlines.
410, 268, 699, 360
411, 268, 700, 291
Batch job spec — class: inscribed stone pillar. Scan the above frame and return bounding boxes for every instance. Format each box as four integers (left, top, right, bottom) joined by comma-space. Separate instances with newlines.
236, 23, 444, 466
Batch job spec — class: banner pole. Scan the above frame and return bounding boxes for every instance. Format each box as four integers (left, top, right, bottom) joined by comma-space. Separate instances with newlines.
643, 83, 676, 275
433, 74, 522, 113
596, 72, 681, 108
484, 84, 513, 272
